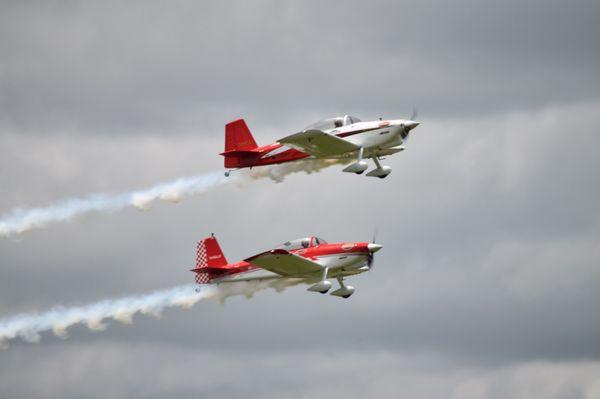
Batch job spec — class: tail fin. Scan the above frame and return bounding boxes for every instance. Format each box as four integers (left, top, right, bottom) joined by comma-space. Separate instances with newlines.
192, 235, 228, 284
225, 119, 258, 152
222, 119, 260, 168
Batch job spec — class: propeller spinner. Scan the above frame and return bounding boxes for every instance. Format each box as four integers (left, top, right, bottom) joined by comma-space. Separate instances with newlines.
367, 228, 382, 269
401, 107, 420, 140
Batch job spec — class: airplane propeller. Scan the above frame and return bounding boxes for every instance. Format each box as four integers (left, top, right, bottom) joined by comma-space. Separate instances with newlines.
367, 227, 379, 270
367, 251, 375, 269
410, 107, 418, 121
400, 107, 419, 140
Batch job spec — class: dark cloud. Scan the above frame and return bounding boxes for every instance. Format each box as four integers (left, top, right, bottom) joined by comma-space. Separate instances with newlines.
1, 104, 599, 356
0, 1, 598, 134
1, 341, 600, 399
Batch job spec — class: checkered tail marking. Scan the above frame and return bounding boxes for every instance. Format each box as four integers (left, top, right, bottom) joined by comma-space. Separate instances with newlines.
194, 240, 211, 284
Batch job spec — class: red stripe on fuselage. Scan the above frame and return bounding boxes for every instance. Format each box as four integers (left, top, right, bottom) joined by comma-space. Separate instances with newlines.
203, 242, 371, 281
224, 144, 309, 168
222, 126, 384, 168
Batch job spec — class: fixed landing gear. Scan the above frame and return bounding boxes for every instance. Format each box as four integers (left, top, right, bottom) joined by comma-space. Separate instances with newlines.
308, 280, 331, 294
343, 147, 369, 174
224, 170, 231, 177
343, 148, 392, 178
307, 267, 332, 294
366, 156, 392, 179
330, 276, 355, 299
307, 269, 356, 299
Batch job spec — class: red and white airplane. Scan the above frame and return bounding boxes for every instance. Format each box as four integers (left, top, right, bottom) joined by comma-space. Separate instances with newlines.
221, 114, 420, 179
191, 235, 382, 298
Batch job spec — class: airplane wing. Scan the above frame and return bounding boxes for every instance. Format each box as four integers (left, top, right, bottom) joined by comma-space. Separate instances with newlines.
278, 129, 360, 157
244, 249, 322, 277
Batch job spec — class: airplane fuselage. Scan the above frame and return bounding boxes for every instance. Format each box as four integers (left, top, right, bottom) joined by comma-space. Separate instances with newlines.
191, 235, 383, 298
233, 119, 409, 168
212, 241, 373, 284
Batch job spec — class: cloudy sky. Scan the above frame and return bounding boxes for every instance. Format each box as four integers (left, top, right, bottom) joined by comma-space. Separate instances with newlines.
1, 1, 600, 398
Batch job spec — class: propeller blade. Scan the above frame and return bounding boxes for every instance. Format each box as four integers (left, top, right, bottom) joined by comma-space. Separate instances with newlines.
367, 252, 375, 269
401, 108, 418, 141
366, 241, 381, 270
410, 106, 418, 121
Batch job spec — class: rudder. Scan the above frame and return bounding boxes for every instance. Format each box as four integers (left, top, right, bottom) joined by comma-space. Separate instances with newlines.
222, 119, 260, 168
225, 119, 258, 152
196, 235, 228, 268
192, 235, 228, 284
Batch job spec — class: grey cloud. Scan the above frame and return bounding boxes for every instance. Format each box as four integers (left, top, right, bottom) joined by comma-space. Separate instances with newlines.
1, 2, 599, 398
1, 341, 600, 399
1, 1, 599, 134
1, 102, 598, 365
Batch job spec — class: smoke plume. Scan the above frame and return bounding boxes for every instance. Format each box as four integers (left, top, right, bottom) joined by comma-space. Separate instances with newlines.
0, 160, 348, 238
0, 172, 231, 238
243, 159, 350, 183
0, 279, 303, 349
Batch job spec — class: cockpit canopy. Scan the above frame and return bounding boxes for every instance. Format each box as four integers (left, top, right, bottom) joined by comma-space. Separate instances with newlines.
304, 115, 361, 131
278, 236, 328, 250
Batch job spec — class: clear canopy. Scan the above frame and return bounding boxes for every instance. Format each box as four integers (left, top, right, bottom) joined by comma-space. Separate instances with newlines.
314, 237, 328, 245
278, 236, 328, 250
304, 115, 361, 131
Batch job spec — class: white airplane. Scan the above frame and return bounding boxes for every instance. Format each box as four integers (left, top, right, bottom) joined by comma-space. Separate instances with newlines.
221, 113, 420, 178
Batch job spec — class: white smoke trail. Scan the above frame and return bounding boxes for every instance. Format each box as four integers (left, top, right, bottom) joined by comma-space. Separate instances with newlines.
0, 279, 303, 349
0, 159, 347, 238
243, 159, 350, 183
0, 172, 231, 238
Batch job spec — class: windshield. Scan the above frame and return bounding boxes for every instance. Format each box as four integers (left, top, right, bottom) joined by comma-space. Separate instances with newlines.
314, 237, 328, 245
278, 238, 311, 250
304, 116, 361, 131
304, 118, 344, 131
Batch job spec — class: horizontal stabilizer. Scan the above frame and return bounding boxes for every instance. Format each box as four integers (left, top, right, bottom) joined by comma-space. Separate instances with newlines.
219, 149, 261, 157
190, 266, 228, 273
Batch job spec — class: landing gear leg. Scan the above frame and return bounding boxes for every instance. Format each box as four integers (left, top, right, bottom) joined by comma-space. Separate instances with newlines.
373, 156, 382, 169
366, 156, 392, 179
342, 147, 368, 174
224, 170, 231, 177
307, 267, 332, 294
330, 276, 355, 298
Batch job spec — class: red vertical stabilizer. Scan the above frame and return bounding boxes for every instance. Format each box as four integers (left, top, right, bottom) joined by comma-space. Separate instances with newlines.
221, 119, 260, 168
192, 235, 229, 284
224, 119, 258, 152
